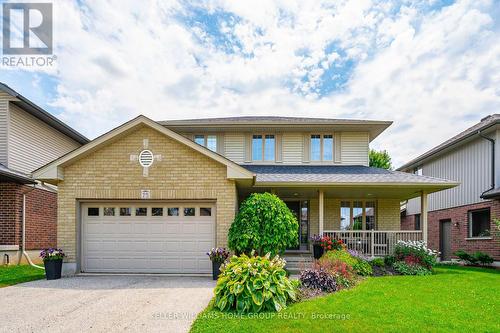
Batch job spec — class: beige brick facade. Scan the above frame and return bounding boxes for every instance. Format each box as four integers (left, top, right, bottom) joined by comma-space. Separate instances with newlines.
57, 125, 237, 262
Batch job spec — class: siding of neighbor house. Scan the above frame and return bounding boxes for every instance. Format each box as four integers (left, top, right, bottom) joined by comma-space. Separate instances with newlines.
406, 136, 493, 214
7, 104, 81, 174
0, 91, 10, 166
182, 130, 370, 166
57, 126, 238, 262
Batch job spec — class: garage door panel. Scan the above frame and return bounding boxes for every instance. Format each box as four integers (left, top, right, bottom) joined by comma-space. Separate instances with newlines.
82, 202, 215, 274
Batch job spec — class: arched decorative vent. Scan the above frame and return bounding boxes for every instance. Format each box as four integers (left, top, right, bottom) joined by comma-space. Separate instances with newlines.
139, 150, 154, 167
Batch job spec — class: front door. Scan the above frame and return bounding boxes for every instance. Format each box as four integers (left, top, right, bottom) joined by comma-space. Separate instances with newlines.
440, 219, 452, 261
285, 201, 309, 251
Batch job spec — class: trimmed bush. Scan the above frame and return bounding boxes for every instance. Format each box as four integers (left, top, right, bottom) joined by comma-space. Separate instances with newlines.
214, 253, 297, 313
369, 258, 385, 267
393, 261, 432, 276
353, 260, 373, 276
228, 193, 299, 256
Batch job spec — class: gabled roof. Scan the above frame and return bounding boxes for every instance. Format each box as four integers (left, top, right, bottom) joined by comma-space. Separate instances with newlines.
244, 165, 458, 189
32, 115, 255, 184
0, 82, 89, 144
397, 114, 500, 171
160, 116, 393, 142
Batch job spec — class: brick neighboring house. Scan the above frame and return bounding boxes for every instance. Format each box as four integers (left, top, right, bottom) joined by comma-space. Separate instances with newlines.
0, 83, 88, 265
398, 114, 500, 262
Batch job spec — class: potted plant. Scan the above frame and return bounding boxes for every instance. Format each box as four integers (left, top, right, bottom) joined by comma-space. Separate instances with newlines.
207, 248, 230, 280
319, 236, 344, 253
311, 235, 323, 259
40, 248, 65, 280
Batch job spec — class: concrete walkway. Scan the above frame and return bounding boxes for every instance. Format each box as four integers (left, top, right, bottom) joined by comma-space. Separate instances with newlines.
0, 275, 215, 333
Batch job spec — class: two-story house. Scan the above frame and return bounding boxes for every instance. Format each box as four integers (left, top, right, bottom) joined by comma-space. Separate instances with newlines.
33, 115, 457, 275
399, 114, 500, 262
0, 83, 88, 265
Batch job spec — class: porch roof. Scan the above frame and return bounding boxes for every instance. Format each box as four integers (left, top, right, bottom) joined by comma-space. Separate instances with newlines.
244, 165, 458, 190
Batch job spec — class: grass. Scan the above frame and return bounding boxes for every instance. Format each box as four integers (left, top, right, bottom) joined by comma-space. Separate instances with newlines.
0, 265, 45, 288
191, 265, 500, 333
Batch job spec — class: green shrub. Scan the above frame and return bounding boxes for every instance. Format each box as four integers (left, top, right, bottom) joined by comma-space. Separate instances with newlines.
353, 260, 373, 276
370, 258, 385, 267
393, 261, 432, 276
322, 249, 371, 277
394, 240, 438, 269
323, 249, 358, 267
455, 250, 494, 266
384, 255, 396, 267
228, 193, 299, 256
214, 253, 297, 313
317, 257, 356, 289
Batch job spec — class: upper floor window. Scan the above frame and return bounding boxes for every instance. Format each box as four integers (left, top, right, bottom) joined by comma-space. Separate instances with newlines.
310, 134, 334, 161
468, 208, 491, 238
194, 134, 217, 152
252, 134, 275, 161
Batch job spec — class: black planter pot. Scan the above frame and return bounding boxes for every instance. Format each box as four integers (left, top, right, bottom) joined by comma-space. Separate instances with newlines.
212, 261, 222, 280
44, 259, 63, 280
313, 244, 324, 260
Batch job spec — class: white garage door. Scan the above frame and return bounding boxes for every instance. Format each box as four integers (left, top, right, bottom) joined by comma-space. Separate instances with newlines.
81, 202, 215, 274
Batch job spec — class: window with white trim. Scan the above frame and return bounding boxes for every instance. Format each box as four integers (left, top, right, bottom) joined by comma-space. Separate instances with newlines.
310, 134, 334, 161
468, 208, 491, 238
340, 200, 377, 230
252, 134, 275, 161
194, 134, 217, 152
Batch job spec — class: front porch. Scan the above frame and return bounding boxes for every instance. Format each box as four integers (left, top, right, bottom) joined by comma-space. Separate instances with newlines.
237, 164, 457, 259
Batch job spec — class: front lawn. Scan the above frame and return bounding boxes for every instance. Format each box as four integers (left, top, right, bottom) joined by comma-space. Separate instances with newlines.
0, 265, 45, 288
191, 265, 499, 333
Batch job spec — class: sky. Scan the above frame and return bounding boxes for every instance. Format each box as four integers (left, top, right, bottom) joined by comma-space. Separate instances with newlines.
1, 0, 500, 167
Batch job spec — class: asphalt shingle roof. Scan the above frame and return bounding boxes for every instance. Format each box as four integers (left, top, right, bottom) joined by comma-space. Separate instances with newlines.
243, 165, 456, 184
160, 116, 390, 125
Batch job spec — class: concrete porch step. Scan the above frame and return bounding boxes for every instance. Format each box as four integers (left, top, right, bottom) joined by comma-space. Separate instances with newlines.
283, 254, 314, 274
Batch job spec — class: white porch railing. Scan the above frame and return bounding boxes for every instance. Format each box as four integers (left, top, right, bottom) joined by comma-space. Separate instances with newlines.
322, 230, 423, 257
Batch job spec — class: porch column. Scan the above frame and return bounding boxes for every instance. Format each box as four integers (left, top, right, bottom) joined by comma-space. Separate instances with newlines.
319, 189, 324, 235
421, 191, 428, 244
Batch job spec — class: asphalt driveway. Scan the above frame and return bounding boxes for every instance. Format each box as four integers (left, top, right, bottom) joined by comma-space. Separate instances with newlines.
0, 275, 215, 333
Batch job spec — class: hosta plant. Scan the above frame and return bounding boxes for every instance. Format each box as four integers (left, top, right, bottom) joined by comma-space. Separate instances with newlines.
214, 253, 298, 313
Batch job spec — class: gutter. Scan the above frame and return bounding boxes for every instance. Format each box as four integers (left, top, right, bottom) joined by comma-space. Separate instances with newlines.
478, 130, 495, 198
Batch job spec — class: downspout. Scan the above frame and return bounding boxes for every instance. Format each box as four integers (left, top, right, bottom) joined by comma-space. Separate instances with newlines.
20, 185, 44, 269
478, 130, 495, 196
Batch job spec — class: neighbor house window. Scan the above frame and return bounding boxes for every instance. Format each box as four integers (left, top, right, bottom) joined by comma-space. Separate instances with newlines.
469, 208, 491, 238
340, 200, 377, 230
310, 134, 334, 161
194, 134, 217, 152
252, 134, 275, 161
414, 166, 423, 175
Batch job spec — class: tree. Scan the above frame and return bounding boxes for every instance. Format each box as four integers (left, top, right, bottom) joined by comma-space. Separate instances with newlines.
228, 193, 299, 256
369, 149, 392, 170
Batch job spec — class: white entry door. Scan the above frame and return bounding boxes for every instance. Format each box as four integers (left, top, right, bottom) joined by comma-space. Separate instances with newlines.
81, 202, 215, 274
